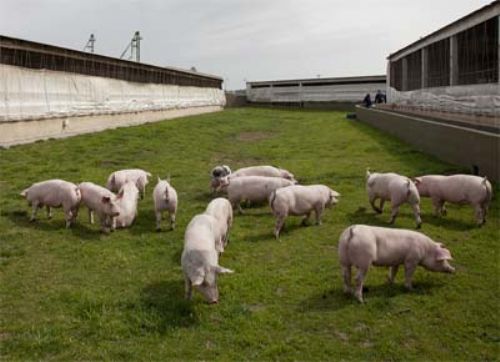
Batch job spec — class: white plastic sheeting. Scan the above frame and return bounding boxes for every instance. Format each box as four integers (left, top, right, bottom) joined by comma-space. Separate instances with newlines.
387, 84, 500, 116
0, 64, 226, 122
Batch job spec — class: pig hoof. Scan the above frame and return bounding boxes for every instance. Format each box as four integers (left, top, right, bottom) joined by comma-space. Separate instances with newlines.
416, 223, 422, 229
156, 227, 162, 232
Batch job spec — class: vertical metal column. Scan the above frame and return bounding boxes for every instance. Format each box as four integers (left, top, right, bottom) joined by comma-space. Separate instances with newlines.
450, 35, 458, 85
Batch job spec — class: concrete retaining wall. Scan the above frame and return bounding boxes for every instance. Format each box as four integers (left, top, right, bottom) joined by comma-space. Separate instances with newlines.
0, 106, 222, 148
355, 105, 500, 181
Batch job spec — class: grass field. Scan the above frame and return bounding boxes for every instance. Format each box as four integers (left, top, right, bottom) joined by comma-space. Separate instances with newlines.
1, 107, 498, 361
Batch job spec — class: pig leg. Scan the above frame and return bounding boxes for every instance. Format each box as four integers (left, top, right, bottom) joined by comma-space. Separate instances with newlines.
88, 209, 95, 224
46, 206, 53, 219
184, 277, 193, 300
387, 265, 399, 284
30, 202, 41, 222
389, 203, 400, 224
474, 205, 485, 226
354, 266, 368, 303
379, 199, 385, 213
403, 262, 417, 290
155, 210, 162, 231
369, 196, 382, 214
411, 203, 422, 229
432, 198, 444, 216
301, 212, 311, 226
314, 204, 325, 225
274, 215, 286, 239
341, 265, 352, 294
64, 208, 73, 228
169, 212, 176, 230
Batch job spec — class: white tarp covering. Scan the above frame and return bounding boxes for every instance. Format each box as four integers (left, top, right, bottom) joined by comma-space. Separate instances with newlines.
0, 64, 226, 122
387, 84, 500, 117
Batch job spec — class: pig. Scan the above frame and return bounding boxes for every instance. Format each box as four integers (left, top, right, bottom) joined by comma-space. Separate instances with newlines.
231, 165, 296, 182
414, 174, 492, 225
269, 185, 340, 239
218, 175, 296, 214
153, 177, 178, 231
366, 170, 422, 228
78, 182, 121, 233
106, 169, 152, 199
338, 224, 455, 303
182, 214, 234, 303
205, 197, 233, 252
20, 179, 81, 228
112, 181, 140, 229
210, 165, 231, 194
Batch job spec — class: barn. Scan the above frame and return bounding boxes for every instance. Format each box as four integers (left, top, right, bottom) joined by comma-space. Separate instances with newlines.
0, 35, 225, 147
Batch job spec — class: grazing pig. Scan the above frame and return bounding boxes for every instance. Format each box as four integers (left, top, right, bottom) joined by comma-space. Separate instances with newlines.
338, 225, 455, 303
106, 169, 151, 199
79, 182, 121, 233
182, 214, 234, 303
231, 165, 296, 182
414, 174, 492, 225
20, 179, 81, 228
269, 185, 340, 239
205, 198, 233, 252
153, 177, 178, 231
219, 175, 295, 214
366, 170, 422, 228
113, 181, 140, 229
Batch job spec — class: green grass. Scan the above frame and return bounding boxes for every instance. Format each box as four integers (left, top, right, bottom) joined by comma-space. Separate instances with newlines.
1, 107, 498, 361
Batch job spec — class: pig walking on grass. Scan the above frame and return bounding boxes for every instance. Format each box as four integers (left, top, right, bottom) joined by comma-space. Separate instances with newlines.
112, 181, 140, 229
205, 197, 233, 253
20, 179, 81, 228
366, 170, 422, 228
79, 182, 121, 233
219, 175, 296, 214
269, 185, 340, 239
210, 165, 232, 194
106, 169, 152, 199
182, 214, 234, 304
153, 177, 178, 231
230, 165, 296, 182
338, 225, 455, 303
414, 174, 492, 225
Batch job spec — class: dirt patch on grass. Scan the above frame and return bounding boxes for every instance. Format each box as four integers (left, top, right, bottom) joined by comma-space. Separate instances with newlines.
237, 131, 275, 142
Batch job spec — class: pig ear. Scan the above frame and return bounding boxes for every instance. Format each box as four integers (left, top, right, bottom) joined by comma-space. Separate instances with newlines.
214, 266, 234, 274
101, 196, 111, 204
117, 189, 124, 199
157, 176, 161, 183
436, 247, 453, 261
191, 275, 204, 286
414, 177, 422, 184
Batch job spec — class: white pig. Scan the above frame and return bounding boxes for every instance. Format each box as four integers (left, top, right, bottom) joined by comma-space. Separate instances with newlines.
366, 170, 422, 228
79, 182, 121, 233
338, 224, 455, 303
205, 197, 233, 252
113, 181, 140, 229
182, 214, 234, 303
414, 174, 492, 225
210, 165, 232, 194
20, 179, 81, 228
230, 165, 296, 182
153, 177, 178, 231
269, 185, 340, 239
219, 175, 295, 214
106, 169, 151, 199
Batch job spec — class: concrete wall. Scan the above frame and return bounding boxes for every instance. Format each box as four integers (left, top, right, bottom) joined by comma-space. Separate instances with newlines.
0, 106, 222, 148
355, 105, 500, 181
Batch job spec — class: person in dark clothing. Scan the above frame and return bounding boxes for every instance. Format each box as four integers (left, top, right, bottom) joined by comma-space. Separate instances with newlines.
362, 93, 372, 108
374, 89, 386, 104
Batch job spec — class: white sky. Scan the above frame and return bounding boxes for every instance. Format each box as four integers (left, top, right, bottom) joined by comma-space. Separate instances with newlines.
0, 0, 493, 89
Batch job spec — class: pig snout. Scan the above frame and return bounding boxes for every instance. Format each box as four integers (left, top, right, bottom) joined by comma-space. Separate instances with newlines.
209, 299, 219, 305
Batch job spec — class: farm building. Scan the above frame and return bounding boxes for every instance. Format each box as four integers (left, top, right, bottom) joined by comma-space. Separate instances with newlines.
246, 75, 386, 108
386, 1, 499, 119
357, 1, 500, 181
0, 35, 225, 147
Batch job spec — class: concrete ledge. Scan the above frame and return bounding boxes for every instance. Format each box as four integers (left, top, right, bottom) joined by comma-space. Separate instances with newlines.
355, 105, 500, 182
0, 106, 223, 148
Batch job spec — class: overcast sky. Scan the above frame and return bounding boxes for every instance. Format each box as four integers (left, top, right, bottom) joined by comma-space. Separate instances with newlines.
0, 0, 493, 89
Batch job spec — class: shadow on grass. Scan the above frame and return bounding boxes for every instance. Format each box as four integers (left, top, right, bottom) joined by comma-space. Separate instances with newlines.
2, 209, 102, 240
421, 214, 476, 231
300, 280, 444, 312
139, 279, 198, 332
